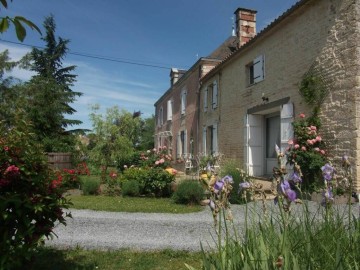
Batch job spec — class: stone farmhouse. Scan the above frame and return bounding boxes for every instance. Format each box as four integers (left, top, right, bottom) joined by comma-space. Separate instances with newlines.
154, 0, 360, 190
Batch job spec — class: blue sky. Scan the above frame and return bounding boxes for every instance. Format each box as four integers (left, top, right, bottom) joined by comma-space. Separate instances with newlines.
0, 0, 297, 130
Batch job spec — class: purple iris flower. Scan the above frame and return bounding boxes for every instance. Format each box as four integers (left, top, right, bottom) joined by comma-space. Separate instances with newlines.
214, 180, 224, 193
279, 180, 297, 202
221, 175, 233, 184
238, 181, 251, 193
321, 163, 334, 181
321, 187, 334, 206
288, 172, 302, 183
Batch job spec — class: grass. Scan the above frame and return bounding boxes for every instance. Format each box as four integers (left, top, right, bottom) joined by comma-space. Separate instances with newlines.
67, 194, 204, 214
29, 247, 203, 270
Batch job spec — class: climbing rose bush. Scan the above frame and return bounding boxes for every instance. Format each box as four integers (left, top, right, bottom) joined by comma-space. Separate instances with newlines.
0, 120, 71, 269
286, 113, 327, 188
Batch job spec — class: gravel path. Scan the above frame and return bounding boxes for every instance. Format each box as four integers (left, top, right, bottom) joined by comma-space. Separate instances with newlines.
46, 201, 360, 252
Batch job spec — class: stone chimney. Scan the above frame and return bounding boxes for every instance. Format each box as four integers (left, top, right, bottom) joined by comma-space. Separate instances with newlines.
170, 68, 186, 86
234, 8, 257, 48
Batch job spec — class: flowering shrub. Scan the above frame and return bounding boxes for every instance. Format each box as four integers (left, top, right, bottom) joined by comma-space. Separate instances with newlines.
137, 146, 172, 169
0, 120, 71, 269
286, 113, 327, 189
120, 167, 175, 197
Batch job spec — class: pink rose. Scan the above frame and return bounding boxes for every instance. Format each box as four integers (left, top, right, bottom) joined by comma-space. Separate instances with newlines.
288, 139, 294, 145
155, 160, 159, 165
307, 139, 313, 145
294, 144, 300, 149
320, 150, 326, 155
310, 126, 317, 131
301, 146, 307, 151
316, 136, 322, 142
314, 147, 320, 152
5, 165, 20, 175
299, 113, 305, 118
159, 158, 165, 164
3, 146, 9, 151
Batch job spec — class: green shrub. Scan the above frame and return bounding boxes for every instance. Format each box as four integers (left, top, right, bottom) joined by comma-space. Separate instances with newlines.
80, 176, 101, 195
122, 180, 140, 197
220, 160, 250, 204
172, 180, 204, 205
120, 167, 175, 197
0, 119, 71, 269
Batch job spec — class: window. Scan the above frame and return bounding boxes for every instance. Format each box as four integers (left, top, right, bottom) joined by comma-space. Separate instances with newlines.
203, 80, 218, 112
203, 124, 218, 155
167, 99, 173, 121
247, 55, 265, 85
158, 107, 163, 126
177, 129, 187, 158
181, 89, 187, 115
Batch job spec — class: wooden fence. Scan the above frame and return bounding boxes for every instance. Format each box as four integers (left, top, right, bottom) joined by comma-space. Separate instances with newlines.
47, 152, 72, 170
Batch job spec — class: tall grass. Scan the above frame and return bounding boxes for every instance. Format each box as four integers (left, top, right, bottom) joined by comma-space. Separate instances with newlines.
189, 153, 360, 270
187, 199, 360, 269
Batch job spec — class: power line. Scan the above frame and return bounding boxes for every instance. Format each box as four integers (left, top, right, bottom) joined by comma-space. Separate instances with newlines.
0, 38, 182, 70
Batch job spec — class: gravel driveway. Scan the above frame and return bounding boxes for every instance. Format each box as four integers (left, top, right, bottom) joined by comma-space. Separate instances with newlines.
46, 201, 360, 252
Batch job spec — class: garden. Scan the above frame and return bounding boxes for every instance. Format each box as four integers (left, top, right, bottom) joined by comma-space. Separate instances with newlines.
1, 14, 360, 269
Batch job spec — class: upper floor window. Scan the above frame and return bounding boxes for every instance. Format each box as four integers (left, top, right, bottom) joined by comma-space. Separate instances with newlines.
167, 99, 173, 121
203, 80, 218, 112
181, 89, 187, 115
158, 106, 163, 126
247, 55, 265, 85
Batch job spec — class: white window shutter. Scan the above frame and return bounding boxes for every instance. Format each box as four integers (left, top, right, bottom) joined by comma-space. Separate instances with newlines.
204, 88, 208, 112
280, 103, 294, 157
203, 127, 207, 155
212, 81, 218, 109
167, 100, 172, 121
247, 114, 264, 176
184, 129, 187, 158
213, 123, 218, 155
181, 90, 186, 115
253, 55, 264, 83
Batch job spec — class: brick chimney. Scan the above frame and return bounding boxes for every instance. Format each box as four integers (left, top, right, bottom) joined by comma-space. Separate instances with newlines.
234, 8, 257, 48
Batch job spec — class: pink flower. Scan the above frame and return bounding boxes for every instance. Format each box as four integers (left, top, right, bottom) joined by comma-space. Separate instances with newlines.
320, 150, 326, 155
316, 136, 322, 142
152, 148, 156, 152
5, 165, 20, 175
310, 126, 317, 131
3, 146, 9, 151
159, 158, 165, 164
288, 139, 294, 145
314, 147, 320, 152
155, 160, 159, 165
307, 139, 314, 145
301, 146, 307, 151
162, 146, 167, 150
294, 144, 300, 149
299, 113, 305, 118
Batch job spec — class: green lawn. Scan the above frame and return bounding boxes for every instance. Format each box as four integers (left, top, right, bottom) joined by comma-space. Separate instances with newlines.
67, 194, 204, 214
30, 247, 202, 270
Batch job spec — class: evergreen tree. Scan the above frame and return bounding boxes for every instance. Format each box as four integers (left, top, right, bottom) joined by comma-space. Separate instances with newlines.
23, 15, 83, 151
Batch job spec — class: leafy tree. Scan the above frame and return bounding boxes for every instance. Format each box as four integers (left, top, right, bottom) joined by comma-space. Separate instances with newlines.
0, 50, 23, 126
88, 105, 142, 177
22, 15, 83, 151
0, 0, 41, 41
137, 115, 155, 151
